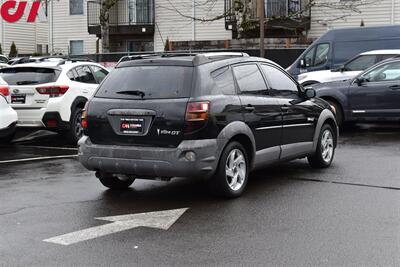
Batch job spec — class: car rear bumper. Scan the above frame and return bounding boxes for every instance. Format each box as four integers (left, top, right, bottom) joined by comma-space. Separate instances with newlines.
14, 108, 46, 127
78, 136, 220, 179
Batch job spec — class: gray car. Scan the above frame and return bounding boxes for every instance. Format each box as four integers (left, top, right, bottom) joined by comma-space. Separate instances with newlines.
314, 58, 400, 125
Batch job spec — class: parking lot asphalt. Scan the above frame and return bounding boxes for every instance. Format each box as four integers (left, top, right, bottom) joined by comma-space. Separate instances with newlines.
0, 124, 399, 266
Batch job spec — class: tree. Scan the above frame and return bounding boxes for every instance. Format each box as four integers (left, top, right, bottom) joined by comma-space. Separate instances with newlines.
9, 42, 18, 58
99, 0, 118, 53
158, 0, 382, 56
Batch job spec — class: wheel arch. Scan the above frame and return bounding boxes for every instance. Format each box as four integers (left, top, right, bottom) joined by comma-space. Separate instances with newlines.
70, 96, 88, 120
313, 109, 339, 151
217, 121, 256, 169
301, 80, 320, 87
320, 96, 345, 121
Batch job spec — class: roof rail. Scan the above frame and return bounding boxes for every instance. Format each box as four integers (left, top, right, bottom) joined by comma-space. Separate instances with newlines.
56, 57, 95, 66
116, 51, 250, 66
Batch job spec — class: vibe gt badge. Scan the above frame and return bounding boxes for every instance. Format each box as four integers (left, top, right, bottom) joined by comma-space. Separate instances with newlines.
157, 129, 181, 136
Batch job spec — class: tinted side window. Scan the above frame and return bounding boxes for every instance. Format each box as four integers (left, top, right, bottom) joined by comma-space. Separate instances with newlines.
345, 55, 377, 71
232, 64, 267, 94
75, 66, 96, 84
362, 61, 400, 82
91, 66, 108, 84
261, 64, 298, 97
303, 46, 315, 67
314, 43, 330, 66
211, 66, 235, 95
67, 69, 77, 81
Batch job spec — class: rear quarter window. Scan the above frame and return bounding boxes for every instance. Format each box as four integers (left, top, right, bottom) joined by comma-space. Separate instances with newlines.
96, 65, 193, 99
0, 67, 60, 85
210, 66, 236, 95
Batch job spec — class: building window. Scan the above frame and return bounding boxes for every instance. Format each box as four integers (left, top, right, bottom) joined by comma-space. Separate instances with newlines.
70, 0, 83, 15
70, 40, 84, 55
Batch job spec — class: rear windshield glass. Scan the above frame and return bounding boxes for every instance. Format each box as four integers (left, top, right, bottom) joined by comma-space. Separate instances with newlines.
0, 67, 60, 85
95, 66, 193, 99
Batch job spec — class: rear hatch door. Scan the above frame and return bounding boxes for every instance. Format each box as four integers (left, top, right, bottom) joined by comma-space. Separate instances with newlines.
0, 66, 61, 108
88, 65, 193, 148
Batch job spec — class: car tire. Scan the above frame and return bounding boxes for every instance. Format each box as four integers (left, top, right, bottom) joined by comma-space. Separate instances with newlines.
96, 172, 135, 190
308, 124, 335, 169
210, 141, 249, 198
327, 100, 343, 127
65, 107, 84, 144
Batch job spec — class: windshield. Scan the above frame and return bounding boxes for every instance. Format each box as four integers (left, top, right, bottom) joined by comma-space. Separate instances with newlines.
0, 67, 60, 85
95, 66, 193, 99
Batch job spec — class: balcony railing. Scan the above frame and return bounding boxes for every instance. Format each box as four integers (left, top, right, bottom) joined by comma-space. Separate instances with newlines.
225, 0, 310, 22
87, 0, 154, 27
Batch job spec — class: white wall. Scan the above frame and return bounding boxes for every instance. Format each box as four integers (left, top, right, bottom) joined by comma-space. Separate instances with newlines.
50, 0, 98, 55
309, 0, 399, 39
0, 0, 48, 56
154, 0, 232, 51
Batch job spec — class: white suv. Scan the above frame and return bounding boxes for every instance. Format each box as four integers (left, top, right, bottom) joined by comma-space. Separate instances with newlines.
297, 50, 400, 86
0, 60, 109, 143
0, 77, 18, 143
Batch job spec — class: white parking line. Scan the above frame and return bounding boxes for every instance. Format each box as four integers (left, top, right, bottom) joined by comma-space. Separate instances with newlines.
0, 155, 78, 164
19, 145, 78, 151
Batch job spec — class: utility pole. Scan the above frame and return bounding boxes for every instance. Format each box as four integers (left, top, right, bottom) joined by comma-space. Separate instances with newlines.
258, 0, 265, 58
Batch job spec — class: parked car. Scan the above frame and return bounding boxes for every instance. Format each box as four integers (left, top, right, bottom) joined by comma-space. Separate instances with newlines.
9, 56, 93, 66
314, 57, 400, 126
298, 50, 400, 86
0, 55, 9, 64
287, 25, 400, 79
0, 78, 17, 143
0, 60, 109, 143
78, 52, 338, 197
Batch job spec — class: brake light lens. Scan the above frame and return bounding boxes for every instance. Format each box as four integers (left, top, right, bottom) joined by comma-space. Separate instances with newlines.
0, 85, 9, 97
81, 102, 89, 135
36, 85, 69, 97
184, 101, 210, 134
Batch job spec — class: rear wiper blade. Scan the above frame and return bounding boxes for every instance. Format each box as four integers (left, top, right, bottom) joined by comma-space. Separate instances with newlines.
116, 90, 145, 99
16, 81, 39, 85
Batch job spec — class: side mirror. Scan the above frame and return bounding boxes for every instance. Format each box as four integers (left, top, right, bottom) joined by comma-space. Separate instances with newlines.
304, 87, 316, 99
354, 77, 365, 86
332, 65, 345, 72
300, 59, 306, 68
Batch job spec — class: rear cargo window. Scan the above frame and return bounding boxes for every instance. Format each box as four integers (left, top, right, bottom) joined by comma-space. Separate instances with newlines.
95, 66, 193, 99
0, 67, 60, 85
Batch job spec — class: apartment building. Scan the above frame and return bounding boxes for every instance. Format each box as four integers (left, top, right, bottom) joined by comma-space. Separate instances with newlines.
87, 0, 232, 52
309, 0, 400, 39
48, 0, 99, 54
0, 1, 48, 56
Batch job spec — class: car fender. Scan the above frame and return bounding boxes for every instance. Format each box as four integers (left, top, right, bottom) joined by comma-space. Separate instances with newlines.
313, 109, 338, 151
316, 90, 348, 112
216, 121, 256, 168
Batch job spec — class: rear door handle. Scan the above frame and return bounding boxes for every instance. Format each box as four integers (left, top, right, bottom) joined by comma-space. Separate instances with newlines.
389, 85, 400, 90
244, 105, 255, 112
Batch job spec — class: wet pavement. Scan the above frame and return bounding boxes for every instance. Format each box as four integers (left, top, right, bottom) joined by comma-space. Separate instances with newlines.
0, 124, 399, 266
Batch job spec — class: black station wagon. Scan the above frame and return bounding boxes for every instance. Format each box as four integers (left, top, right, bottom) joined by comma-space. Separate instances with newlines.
79, 53, 338, 197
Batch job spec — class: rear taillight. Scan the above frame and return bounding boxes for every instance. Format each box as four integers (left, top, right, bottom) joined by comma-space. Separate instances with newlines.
0, 85, 9, 97
36, 85, 69, 97
184, 101, 210, 134
82, 102, 89, 135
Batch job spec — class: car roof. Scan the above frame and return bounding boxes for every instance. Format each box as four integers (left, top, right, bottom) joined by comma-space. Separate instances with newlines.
2, 61, 103, 70
360, 49, 400, 55
117, 52, 278, 68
